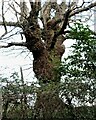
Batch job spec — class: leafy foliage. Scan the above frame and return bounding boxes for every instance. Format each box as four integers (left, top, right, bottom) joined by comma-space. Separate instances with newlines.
59, 22, 96, 119
1, 72, 37, 120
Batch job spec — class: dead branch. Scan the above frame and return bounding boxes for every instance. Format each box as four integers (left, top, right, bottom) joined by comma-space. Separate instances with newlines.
8, 3, 21, 17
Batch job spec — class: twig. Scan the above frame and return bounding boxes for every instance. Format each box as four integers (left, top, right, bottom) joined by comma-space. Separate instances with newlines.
0, 27, 22, 40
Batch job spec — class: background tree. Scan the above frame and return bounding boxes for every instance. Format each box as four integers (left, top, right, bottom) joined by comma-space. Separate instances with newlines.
0, 0, 96, 119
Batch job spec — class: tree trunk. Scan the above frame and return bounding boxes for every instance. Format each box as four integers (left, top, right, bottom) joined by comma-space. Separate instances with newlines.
23, 20, 65, 117
24, 25, 65, 118
22, 2, 66, 118
24, 20, 65, 84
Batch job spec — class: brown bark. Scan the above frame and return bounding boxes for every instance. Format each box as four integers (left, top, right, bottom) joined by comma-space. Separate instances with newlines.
25, 28, 65, 83
23, 10, 65, 84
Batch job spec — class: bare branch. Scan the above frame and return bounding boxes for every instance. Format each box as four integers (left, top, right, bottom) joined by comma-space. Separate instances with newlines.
70, 2, 96, 17
35, 0, 41, 11
49, 1, 96, 49
20, 67, 24, 84
72, 0, 84, 10
14, 0, 20, 7
0, 28, 22, 41
29, 0, 34, 10
8, 3, 21, 16
0, 42, 26, 48
29, 0, 41, 16
2, 0, 7, 35
0, 21, 21, 27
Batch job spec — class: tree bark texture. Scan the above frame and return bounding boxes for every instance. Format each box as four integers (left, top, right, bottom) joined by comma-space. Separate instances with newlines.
23, 5, 65, 84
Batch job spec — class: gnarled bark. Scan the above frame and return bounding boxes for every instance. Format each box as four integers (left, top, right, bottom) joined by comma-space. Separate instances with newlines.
22, 3, 66, 83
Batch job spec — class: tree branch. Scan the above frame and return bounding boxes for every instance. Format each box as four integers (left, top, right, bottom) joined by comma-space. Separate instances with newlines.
0, 21, 21, 39
0, 21, 21, 27
55, 2, 67, 21
2, 0, 7, 33
70, 2, 96, 17
0, 42, 26, 48
19, 0, 29, 22
40, 1, 51, 26
50, 8, 71, 49
50, 2, 96, 49
29, 0, 41, 16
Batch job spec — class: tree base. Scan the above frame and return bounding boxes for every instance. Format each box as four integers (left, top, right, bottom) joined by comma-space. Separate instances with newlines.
33, 83, 66, 119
